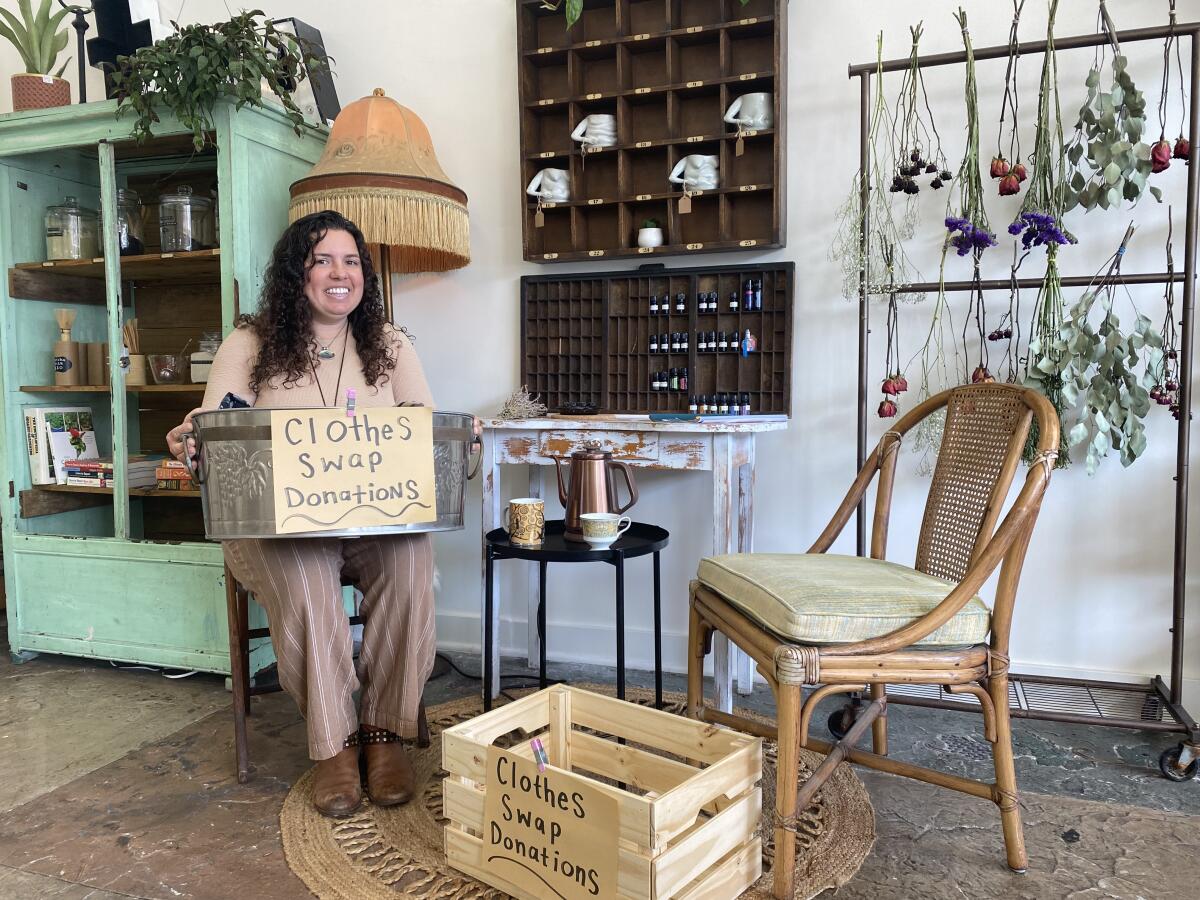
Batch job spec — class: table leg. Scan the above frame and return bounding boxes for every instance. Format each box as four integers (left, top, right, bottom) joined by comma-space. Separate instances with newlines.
653, 550, 663, 709
615, 552, 626, 702
526, 466, 543, 669
736, 436, 757, 695
480, 432, 501, 701
713, 433, 734, 713
484, 548, 495, 712
538, 561, 548, 689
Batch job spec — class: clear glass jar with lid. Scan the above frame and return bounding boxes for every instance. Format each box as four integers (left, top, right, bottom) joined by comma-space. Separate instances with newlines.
116, 187, 145, 256
158, 185, 215, 252
190, 329, 222, 383
44, 196, 100, 261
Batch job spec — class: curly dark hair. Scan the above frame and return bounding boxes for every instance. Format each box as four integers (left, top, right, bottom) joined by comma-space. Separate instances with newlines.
240, 210, 395, 393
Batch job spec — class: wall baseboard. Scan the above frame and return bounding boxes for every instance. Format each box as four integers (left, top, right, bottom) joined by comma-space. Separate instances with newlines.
437, 612, 1200, 711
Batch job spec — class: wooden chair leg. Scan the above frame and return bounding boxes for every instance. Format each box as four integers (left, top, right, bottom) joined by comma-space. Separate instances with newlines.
225, 565, 251, 784
417, 699, 431, 748
238, 584, 251, 717
686, 604, 706, 720
870, 683, 888, 756
988, 672, 1027, 873
772, 682, 802, 900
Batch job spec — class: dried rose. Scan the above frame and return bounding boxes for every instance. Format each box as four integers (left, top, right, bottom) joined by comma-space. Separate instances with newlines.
1174, 137, 1191, 160
971, 365, 994, 384
1012, 162, 1028, 182
998, 173, 1021, 196
878, 399, 898, 418
989, 156, 1010, 179
1152, 140, 1173, 174
893, 373, 908, 393
882, 377, 899, 395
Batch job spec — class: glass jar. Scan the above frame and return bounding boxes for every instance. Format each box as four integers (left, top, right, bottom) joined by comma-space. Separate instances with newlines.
116, 187, 145, 256
158, 185, 215, 252
190, 329, 222, 383
44, 196, 100, 261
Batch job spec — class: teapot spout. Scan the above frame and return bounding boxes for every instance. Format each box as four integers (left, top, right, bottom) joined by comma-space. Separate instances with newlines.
550, 455, 569, 506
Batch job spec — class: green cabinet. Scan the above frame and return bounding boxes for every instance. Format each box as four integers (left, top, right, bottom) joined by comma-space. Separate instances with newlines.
0, 100, 327, 673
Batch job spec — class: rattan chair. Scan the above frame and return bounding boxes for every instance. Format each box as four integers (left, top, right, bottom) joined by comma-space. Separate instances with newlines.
686, 383, 1059, 899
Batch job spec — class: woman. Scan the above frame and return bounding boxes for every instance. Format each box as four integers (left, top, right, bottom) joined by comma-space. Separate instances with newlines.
168, 210, 438, 818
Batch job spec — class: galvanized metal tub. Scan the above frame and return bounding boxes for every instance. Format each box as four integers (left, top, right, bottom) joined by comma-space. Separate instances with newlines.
191, 408, 480, 540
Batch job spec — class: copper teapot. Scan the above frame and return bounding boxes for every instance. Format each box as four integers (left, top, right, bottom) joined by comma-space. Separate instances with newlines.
550, 442, 638, 541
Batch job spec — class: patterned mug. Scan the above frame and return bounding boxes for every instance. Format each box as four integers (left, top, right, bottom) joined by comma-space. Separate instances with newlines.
579, 512, 632, 549
505, 498, 545, 546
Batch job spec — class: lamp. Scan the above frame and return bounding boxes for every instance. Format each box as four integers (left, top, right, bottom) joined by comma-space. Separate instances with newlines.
288, 88, 470, 317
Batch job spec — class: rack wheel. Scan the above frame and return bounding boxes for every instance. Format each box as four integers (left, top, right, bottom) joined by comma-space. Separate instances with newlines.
1158, 744, 1199, 782
828, 703, 858, 740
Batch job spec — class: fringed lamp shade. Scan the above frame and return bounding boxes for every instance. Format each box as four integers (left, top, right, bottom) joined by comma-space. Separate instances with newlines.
288, 88, 470, 273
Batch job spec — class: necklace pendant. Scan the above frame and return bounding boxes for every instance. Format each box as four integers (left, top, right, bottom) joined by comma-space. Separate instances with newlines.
317, 348, 336, 360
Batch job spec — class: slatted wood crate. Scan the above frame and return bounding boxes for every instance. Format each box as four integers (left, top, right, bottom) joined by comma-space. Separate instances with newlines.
443, 685, 762, 899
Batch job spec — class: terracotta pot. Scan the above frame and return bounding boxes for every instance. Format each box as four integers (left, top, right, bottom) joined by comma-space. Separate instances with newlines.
11, 74, 71, 112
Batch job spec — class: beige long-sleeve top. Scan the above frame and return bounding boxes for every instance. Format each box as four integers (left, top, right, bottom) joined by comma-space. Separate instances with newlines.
200, 323, 434, 411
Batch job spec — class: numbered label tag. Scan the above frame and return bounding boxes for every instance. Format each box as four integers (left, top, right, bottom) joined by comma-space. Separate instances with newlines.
586, 92, 602, 100
587, 198, 603, 205
636, 193, 651, 201
635, 141, 652, 148
634, 33, 650, 40
739, 239, 758, 247
585, 40, 601, 47
687, 26, 703, 33
588, 250, 605, 257
686, 80, 704, 88
538, 98, 554, 106
537, 47, 553, 54
543, 253, 559, 260
635, 87, 652, 95
686, 242, 704, 250
687, 135, 703, 143
638, 247, 654, 254
739, 184, 757, 192
539, 151, 556, 158
739, 17, 759, 25
543, 202, 558, 209
740, 73, 757, 81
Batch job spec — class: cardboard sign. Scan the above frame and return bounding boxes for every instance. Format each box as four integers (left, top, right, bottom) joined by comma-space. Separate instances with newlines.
270, 407, 436, 535
482, 746, 618, 900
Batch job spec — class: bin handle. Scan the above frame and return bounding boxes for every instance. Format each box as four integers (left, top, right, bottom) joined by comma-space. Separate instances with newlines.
181, 433, 204, 487
467, 434, 483, 480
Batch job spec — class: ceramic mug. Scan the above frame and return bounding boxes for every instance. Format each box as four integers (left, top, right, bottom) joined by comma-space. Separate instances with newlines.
505, 498, 546, 546
579, 512, 632, 549
669, 154, 720, 190
526, 168, 572, 202
571, 113, 617, 147
724, 92, 773, 130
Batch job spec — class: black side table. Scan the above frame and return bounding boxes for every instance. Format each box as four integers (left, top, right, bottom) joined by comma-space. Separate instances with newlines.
484, 520, 669, 711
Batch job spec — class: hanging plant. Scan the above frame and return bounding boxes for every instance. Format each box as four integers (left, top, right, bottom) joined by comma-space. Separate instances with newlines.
1151, 212, 1182, 416
877, 243, 909, 419
991, 1, 1028, 197
943, 9, 996, 259
831, 34, 924, 303
1032, 225, 1161, 474
890, 23, 952, 196
1064, 1, 1159, 210
1155, 1, 1190, 172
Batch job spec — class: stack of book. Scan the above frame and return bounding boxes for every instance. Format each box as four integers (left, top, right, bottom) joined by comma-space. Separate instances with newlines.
60, 454, 166, 489
155, 459, 193, 491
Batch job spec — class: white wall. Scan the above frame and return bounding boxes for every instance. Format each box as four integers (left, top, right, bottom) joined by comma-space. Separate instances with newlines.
4, 1, 1198, 706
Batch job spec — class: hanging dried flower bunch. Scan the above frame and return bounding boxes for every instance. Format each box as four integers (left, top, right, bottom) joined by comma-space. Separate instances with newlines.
1065, 0, 1160, 210
890, 23, 952, 196
1151, 213, 1182, 416
1154, 1, 1190, 173
831, 35, 925, 303
878, 243, 908, 418
992, 1, 1028, 197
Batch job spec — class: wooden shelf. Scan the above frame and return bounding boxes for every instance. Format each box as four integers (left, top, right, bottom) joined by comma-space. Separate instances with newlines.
517, 0, 786, 262
36, 484, 201, 498
12, 248, 221, 282
20, 384, 206, 393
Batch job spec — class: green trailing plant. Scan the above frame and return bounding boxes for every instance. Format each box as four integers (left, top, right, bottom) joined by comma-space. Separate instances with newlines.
0, 0, 71, 77
641, 218, 660, 229
545, 0, 751, 29
1065, 1, 1159, 210
1031, 225, 1161, 474
109, 11, 330, 152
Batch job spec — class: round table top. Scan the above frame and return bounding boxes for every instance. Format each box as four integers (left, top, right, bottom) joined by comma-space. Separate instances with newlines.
486, 520, 669, 562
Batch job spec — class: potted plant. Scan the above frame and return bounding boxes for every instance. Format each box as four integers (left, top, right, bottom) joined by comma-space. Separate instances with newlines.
109, 11, 330, 151
0, 0, 72, 111
637, 217, 663, 248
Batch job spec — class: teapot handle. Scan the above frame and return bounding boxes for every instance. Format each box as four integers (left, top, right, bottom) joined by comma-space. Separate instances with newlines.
607, 460, 638, 514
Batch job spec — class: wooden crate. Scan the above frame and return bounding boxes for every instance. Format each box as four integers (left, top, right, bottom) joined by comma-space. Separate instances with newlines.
443, 685, 762, 899
522, 261, 793, 414
516, 0, 788, 263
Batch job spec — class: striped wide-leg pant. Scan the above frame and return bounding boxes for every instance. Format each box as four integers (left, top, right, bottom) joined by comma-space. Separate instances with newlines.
223, 533, 436, 761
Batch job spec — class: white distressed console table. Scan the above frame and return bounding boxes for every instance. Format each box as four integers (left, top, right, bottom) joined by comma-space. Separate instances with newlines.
480, 415, 787, 712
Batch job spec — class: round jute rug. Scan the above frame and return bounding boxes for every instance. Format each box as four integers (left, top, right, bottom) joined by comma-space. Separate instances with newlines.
280, 686, 874, 900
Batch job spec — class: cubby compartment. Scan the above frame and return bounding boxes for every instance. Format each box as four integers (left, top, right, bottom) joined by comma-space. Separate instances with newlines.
576, 0, 619, 42
728, 192, 774, 243
674, 0, 724, 29
627, 199, 672, 247
728, 26, 774, 76
529, 5, 571, 48
626, 38, 670, 88
575, 205, 621, 251
527, 108, 572, 156
626, 148, 671, 195
628, 0, 669, 35
529, 207, 574, 257
675, 88, 723, 138
580, 152, 620, 198
626, 94, 672, 141
527, 55, 570, 100
576, 46, 620, 95
731, 0, 775, 21
726, 138, 773, 186
676, 195, 721, 245
674, 33, 723, 83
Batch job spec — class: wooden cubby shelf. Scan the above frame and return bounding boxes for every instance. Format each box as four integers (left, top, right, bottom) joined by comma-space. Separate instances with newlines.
518, 0, 787, 263
20, 384, 206, 393
521, 261, 792, 414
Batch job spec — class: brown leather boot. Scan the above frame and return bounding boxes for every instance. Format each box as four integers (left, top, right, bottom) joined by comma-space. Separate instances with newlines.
312, 743, 362, 818
361, 725, 416, 807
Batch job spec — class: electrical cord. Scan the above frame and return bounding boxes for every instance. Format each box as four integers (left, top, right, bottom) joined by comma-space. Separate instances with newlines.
108, 660, 198, 679
435, 652, 565, 695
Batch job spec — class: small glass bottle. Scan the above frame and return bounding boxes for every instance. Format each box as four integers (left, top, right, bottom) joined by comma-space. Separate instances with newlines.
689, 395, 698, 414
681, 331, 689, 351
669, 367, 679, 391
699, 395, 709, 415
743, 278, 754, 311
718, 331, 729, 351
718, 393, 729, 415
649, 333, 658, 353
741, 392, 752, 415
675, 292, 686, 313
697, 291, 707, 313
729, 291, 739, 312
671, 331, 681, 352
650, 371, 659, 392
754, 279, 763, 310
650, 293, 660, 314
679, 367, 688, 392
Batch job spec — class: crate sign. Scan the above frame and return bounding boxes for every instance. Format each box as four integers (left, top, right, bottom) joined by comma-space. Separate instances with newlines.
482, 746, 618, 899
269, 407, 436, 534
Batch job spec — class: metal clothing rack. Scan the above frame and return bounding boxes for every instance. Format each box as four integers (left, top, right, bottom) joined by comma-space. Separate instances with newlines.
847, 20, 1200, 776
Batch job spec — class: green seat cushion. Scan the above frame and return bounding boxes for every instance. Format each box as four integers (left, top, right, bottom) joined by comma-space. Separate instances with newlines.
697, 553, 990, 648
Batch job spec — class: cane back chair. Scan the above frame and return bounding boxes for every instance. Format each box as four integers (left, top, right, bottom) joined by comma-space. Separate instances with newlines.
687, 383, 1059, 899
